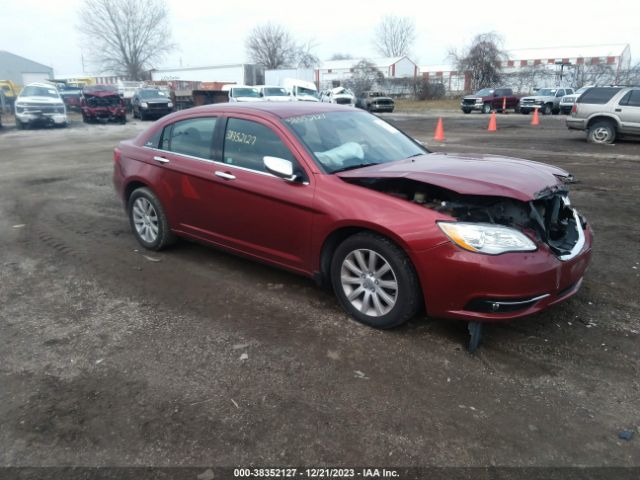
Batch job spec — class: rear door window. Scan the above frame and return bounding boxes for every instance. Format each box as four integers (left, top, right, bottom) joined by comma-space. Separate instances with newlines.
578, 87, 623, 104
619, 89, 640, 107
162, 117, 217, 159
223, 118, 295, 173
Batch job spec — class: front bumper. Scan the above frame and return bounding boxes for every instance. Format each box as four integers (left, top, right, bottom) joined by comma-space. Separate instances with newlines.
370, 105, 394, 112
412, 224, 593, 321
461, 103, 483, 111
16, 111, 67, 125
141, 107, 172, 117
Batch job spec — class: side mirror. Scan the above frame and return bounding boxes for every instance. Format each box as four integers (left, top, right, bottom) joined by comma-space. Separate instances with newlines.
264, 156, 298, 182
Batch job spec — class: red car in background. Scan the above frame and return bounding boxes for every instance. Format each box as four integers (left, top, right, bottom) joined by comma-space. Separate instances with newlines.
113, 103, 592, 351
81, 85, 127, 124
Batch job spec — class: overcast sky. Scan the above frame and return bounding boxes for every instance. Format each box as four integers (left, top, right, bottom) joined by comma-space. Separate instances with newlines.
1, 0, 638, 76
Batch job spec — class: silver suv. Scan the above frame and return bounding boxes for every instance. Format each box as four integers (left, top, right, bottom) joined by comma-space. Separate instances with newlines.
566, 87, 640, 144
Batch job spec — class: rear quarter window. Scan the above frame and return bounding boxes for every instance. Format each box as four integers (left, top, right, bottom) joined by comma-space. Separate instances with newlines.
578, 87, 623, 104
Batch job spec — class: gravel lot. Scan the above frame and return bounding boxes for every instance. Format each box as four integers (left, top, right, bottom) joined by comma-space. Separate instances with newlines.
1, 111, 639, 472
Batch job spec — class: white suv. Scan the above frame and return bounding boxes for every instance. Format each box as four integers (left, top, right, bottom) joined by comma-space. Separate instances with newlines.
15, 82, 68, 129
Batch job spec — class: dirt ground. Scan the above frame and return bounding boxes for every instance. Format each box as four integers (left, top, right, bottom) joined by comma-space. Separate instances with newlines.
0, 110, 639, 474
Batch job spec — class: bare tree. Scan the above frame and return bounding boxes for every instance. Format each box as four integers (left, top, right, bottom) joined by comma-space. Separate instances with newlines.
246, 23, 319, 69
345, 60, 384, 96
77, 0, 175, 80
449, 32, 506, 92
373, 15, 416, 57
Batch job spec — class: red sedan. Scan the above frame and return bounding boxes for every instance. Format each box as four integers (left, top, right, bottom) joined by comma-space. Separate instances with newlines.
113, 103, 592, 351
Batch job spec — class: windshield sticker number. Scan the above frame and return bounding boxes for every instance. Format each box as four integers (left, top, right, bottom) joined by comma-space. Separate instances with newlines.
226, 129, 256, 145
285, 113, 326, 125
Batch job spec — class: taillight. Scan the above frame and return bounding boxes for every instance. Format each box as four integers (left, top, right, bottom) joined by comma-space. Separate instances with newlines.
571, 103, 577, 115
113, 147, 121, 163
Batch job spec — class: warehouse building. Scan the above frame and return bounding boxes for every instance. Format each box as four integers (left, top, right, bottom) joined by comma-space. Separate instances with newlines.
0, 50, 54, 85
316, 56, 418, 90
150, 63, 263, 85
421, 44, 632, 94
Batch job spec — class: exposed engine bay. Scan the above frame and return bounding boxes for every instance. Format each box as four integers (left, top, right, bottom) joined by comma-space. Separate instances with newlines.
343, 177, 585, 258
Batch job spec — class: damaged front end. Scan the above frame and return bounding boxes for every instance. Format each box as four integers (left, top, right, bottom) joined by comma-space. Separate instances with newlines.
342, 176, 586, 261
81, 86, 127, 124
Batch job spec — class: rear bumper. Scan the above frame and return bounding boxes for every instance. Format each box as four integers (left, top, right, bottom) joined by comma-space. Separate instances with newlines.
566, 117, 587, 131
412, 224, 593, 322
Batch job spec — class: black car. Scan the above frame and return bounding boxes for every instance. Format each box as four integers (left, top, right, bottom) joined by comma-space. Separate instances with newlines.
131, 88, 173, 120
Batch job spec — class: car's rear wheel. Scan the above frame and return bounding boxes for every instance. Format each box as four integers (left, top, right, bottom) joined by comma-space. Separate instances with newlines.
330, 232, 421, 329
587, 120, 616, 144
127, 187, 176, 250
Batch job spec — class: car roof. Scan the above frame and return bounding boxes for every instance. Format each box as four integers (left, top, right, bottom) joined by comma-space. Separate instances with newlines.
188, 101, 355, 119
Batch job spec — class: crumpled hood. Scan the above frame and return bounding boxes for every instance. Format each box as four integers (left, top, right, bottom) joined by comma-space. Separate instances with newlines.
337, 153, 571, 201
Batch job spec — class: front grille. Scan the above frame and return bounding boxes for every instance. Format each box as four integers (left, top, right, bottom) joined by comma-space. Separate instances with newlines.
462, 98, 477, 105
148, 102, 169, 110
374, 100, 393, 106
335, 98, 352, 105
521, 99, 535, 104
21, 104, 64, 114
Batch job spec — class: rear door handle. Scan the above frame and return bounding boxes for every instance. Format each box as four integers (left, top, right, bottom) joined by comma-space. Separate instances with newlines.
615, 108, 622, 112
215, 171, 236, 180
153, 155, 169, 164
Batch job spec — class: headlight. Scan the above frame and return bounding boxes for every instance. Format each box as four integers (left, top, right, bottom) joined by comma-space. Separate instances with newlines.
167, 102, 173, 108
141, 102, 148, 108
15, 102, 26, 108
438, 222, 537, 255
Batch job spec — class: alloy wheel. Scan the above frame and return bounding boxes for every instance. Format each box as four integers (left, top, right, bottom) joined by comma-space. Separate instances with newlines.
340, 249, 398, 317
132, 197, 159, 243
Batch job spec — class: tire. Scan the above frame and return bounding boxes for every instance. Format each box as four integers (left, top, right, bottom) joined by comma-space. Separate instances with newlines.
542, 104, 552, 115
482, 103, 492, 114
587, 120, 616, 144
514, 103, 520, 114
330, 232, 421, 329
127, 187, 176, 251
462, 108, 471, 114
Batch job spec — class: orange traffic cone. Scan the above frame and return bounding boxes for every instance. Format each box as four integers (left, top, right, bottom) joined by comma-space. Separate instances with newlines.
502, 96, 507, 113
433, 117, 445, 141
531, 108, 540, 126
488, 111, 497, 132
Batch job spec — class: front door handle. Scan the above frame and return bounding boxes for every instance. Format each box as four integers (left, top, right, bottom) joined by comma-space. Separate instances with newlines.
615, 108, 622, 112
215, 171, 236, 180
153, 155, 169, 164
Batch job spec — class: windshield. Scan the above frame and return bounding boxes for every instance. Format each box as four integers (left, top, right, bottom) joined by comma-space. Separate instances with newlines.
284, 111, 427, 174
475, 88, 494, 96
139, 89, 166, 99
20, 85, 60, 98
232, 87, 260, 98
295, 86, 318, 98
575, 87, 589, 94
536, 89, 557, 96
263, 87, 288, 96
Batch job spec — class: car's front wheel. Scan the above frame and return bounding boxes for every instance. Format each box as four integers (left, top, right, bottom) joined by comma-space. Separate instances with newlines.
587, 120, 616, 144
330, 232, 421, 329
542, 103, 553, 115
127, 187, 176, 250
482, 103, 492, 114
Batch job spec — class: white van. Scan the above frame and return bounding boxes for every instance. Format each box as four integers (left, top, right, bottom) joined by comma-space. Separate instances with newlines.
280, 78, 319, 102
257, 85, 292, 102
221, 85, 262, 102
15, 82, 68, 129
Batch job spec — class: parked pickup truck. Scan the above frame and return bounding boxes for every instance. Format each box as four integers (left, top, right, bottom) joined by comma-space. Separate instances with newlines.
520, 87, 574, 115
356, 91, 395, 112
461, 87, 521, 114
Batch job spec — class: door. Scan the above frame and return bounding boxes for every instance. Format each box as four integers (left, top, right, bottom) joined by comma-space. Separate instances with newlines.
198, 115, 316, 273
617, 89, 640, 134
143, 115, 224, 236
